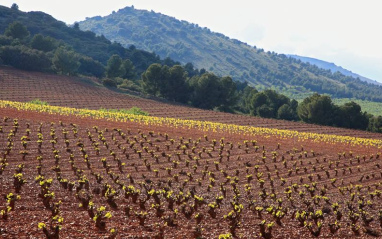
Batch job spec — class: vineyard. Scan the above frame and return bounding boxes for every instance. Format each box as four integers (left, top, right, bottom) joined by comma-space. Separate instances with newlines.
0, 98, 382, 238
1, 66, 382, 140
1, 67, 382, 238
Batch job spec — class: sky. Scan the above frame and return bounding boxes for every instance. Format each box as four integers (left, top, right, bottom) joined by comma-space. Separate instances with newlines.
2, 0, 382, 82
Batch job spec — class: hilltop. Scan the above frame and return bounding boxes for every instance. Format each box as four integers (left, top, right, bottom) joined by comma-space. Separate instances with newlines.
79, 6, 382, 102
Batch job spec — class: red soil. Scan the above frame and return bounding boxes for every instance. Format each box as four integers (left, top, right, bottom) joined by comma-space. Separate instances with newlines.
0, 106, 381, 238
1, 67, 382, 238
1, 66, 381, 140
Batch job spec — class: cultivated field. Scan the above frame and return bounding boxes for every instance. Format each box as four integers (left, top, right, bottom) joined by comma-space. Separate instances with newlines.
1, 67, 382, 238
1, 66, 381, 140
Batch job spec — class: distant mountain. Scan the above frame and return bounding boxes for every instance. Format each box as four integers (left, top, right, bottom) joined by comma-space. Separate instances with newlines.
288, 55, 382, 86
79, 6, 382, 102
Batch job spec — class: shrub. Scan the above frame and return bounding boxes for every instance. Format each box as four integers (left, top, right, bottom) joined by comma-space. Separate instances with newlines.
102, 78, 117, 87
28, 99, 49, 106
119, 79, 142, 91
98, 107, 149, 116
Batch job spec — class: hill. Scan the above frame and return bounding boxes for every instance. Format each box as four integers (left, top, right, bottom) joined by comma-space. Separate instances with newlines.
2, 5, 382, 129
288, 54, 382, 86
79, 6, 382, 102
2, 6, 382, 238
1, 65, 381, 139
2, 66, 382, 238
0, 5, 179, 75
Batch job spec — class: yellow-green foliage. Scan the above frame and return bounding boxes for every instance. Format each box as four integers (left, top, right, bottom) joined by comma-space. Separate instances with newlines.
1, 100, 382, 148
333, 98, 382, 116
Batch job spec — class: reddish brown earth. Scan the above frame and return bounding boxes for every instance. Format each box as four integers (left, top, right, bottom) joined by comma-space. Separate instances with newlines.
1, 67, 382, 238
1, 66, 381, 140
0, 106, 382, 238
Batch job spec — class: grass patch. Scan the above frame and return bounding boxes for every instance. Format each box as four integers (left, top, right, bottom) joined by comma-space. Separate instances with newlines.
28, 99, 49, 106
98, 107, 149, 116
332, 98, 382, 116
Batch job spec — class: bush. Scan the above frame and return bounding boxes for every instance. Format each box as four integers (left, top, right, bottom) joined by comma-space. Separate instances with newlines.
52, 47, 80, 76
0, 35, 13, 46
78, 57, 105, 77
102, 78, 117, 87
28, 99, 49, 106
119, 79, 141, 92
0, 45, 52, 71
98, 107, 149, 116
30, 34, 58, 52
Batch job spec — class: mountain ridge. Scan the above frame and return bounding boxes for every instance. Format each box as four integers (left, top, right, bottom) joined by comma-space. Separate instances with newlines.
79, 6, 382, 102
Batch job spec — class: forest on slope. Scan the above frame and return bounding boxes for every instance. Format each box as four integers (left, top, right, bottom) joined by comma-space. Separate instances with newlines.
79, 6, 382, 102
1, 4, 382, 132
0, 5, 181, 76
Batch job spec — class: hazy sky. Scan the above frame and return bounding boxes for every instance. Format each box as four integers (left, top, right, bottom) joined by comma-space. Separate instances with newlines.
3, 0, 382, 82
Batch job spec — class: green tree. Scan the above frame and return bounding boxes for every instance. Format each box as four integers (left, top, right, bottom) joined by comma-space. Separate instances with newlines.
337, 101, 369, 129
257, 105, 274, 118
0, 35, 13, 46
121, 59, 137, 79
297, 93, 335, 125
11, 3, 19, 10
184, 62, 199, 77
73, 23, 80, 30
52, 47, 80, 76
251, 92, 268, 115
218, 76, 238, 112
106, 54, 125, 78
239, 86, 258, 113
264, 90, 289, 112
4, 21, 30, 40
141, 64, 189, 102
162, 65, 189, 103
189, 73, 222, 109
368, 116, 382, 133
78, 56, 105, 77
141, 63, 164, 95
277, 103, 298, 120
102, 78, 117, 87
290, 99, 298, 112
30, 34, 57, 52
0, 45, 51, 71
248, 90, 291, 118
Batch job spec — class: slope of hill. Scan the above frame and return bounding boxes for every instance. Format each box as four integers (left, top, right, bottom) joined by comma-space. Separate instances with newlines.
0, 5, 178, 75
2, 90, 382, 239
289, 54, 382, 86
1, 66, 381, 140
79, 6, 382, 102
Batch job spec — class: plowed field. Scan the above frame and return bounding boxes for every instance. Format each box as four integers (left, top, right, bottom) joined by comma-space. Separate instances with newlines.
1, 66, 381, 140
1, 67, 382, 238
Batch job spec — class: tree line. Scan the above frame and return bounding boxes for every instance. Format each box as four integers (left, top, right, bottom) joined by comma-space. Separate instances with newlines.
0, 21, 177, 77
1, 21, 381, 133
0, 21, 106, 77
138, 63, 382, 133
